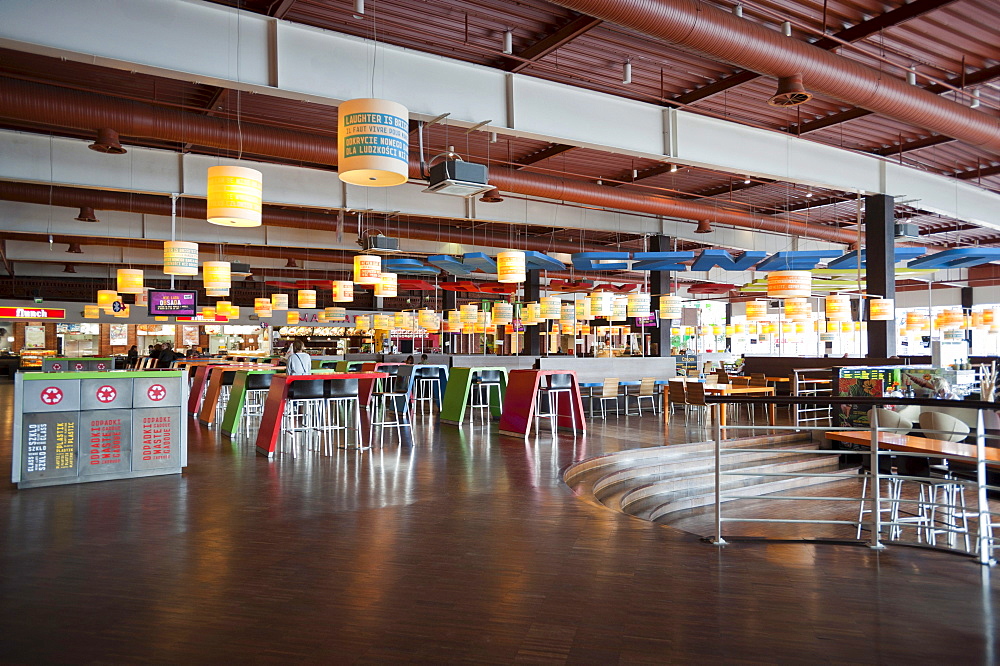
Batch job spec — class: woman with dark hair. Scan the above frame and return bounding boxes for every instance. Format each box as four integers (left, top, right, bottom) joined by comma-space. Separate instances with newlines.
285, 339, 312, 376
126, 345, 138, 368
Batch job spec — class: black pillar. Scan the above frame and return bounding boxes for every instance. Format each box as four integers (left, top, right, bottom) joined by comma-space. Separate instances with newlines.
650, 235, 673, 357
961, 287, 974, 346
865, 194, 895, 358
524, 269, 541, 356
442, 289, 456, 353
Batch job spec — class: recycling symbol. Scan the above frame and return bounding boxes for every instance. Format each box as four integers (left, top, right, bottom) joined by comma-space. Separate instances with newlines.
40, 386, 63, 405
74, 362, 84, 371
96, 385, 117, 403
147, 384, 167, 402
51, 363, 62, 371
96, 362, 107, 370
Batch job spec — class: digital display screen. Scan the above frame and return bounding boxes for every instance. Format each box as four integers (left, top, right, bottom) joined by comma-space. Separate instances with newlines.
148, 290, 198, 317
633, 313, 657, 327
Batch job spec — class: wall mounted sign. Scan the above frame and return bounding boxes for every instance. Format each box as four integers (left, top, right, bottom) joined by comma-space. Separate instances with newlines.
0, 307, 65, 319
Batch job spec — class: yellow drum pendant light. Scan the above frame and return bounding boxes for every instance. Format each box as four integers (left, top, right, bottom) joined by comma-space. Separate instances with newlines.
286, 311, 300, 325
271, 293, 289, 311
337, 98, 410, 187
354, 255, 381, 284
97, 290, 118, 314
203, 261, 231, 291
869, 298, 894, 321
206, 165, 263, 227
116, 269, 144, 294
83, 305, 101, 319
766, 271, 811, 298
163, 241, 199, 276
297, 290, 316, 309
332, 281, 355, 303
374, 273, 397, 297
497, 251, 526, 283
254, 298, 273, 318
658, 295, 682, 319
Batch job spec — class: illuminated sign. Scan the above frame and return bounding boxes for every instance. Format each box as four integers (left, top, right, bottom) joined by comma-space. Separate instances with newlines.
0, 307, 66, 319
148, 290, 198, 316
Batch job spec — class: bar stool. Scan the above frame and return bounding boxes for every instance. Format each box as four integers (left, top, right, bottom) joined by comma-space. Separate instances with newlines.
281, 378, 327, 457
468, 370, 503, 424
323, 378, 364, 451
241, 373, 273, 438
370, 374, 412, 446
412, 366, 442, 415
214, 370, 238, 424
535, 373, 579, 434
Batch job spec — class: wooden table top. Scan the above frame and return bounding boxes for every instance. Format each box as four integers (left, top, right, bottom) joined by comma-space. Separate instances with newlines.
825, 430, 1000, 466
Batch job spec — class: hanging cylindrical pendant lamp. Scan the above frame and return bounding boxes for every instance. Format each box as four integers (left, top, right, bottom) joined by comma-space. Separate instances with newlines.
254, 297, 273, 317
355, 315, 371, 330
83, 304, 101, 319
869, 298, 894, 321
626, 292, 651, 318
374, 272, 397, 297
560, 303, 576, 325
354, 254, 381, 284
575, 298, 592, 321
492, 302, 513, 324
825, 294, 851, 321
114, 304, 129, 318
540, 296, 561, 320
418, 309, 439, 330
317, 312, 329, 323
460, 304, 479, 323
497, 250, 526, 283
297, 290, 316, 309
394, 311, 411, 330
658, 295, 682, 319
784, 298, 811, 320
163, 241, 199, 276
766, 270, 811, 298
271, 293, 289, 311
329, 281, 352, 303
228, 305, 240, 319
116, 268, 144, 294
202, 306, 217, 320
287, 311, 300, 325
524, 303, 540, 325
206, 289, 230, 298
589, 292, 613, 317
373, 314, 392, 330
325, 306, 347, 321
216, 301, 232, 319
337, 98, 410, 187
746, 301, 768, 320
206, 165, 263, 227
610, 296, 627, 321
203, 261, 231, 291
97, 289, 118, 314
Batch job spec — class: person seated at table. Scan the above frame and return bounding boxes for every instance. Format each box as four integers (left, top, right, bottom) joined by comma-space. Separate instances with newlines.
419, 354, 429, 364
156, 342, 180, 368
404, 355, 415, 365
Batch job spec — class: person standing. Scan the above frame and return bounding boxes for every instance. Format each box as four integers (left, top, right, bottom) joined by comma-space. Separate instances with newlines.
285, 340, 312, 376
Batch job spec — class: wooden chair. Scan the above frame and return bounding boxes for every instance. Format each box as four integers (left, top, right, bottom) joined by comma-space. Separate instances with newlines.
596, 378, 621, 419
717, 370, 730, 384
667, 381, 687, 420
685, 381, 709, 424
626, 377, 659, 416
749, 373, 768, 387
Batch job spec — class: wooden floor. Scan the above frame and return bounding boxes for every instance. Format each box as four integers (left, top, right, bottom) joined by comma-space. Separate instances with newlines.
1, 383, 998, 663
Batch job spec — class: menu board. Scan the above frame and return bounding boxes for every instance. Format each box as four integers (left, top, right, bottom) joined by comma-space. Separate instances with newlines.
110, 324, 129, 346
148, 290, 198, 316
12, 372, 187, 489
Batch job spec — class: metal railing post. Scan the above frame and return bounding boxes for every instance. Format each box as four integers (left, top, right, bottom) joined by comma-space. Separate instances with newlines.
868, 407, 885, 550
712, 402, 727, 546
976, 409, 994, 566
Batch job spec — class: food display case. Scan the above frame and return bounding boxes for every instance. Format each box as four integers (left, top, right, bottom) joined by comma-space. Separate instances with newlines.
19, 349, 56, 369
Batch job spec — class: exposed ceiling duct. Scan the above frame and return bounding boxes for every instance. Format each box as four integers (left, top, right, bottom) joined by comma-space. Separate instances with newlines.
0, 181, 598, 255
546, 0, 1000, 154
0, 78, 856, 245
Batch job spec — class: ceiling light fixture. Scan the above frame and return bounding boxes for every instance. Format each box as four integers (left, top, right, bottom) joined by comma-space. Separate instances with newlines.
285, 257, 298, 268
670, 164, 679, 173
622, 60, 632, 85
353, 0, 364, 18
733, 4, 743, 17
88, 128, 126, 154
66, 243, 83, 254
502, 29, 513, 55
907, 67, 917, 86
743, 177, 751, 184
75, 207, 99, 223
971, 89, 981, 109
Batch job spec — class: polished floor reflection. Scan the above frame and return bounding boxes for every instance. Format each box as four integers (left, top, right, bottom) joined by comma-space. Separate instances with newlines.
0, 383, 997, 663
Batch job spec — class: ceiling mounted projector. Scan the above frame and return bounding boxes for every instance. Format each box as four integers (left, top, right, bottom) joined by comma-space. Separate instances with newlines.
423, 160, 492, 197
230, 262, 252, 276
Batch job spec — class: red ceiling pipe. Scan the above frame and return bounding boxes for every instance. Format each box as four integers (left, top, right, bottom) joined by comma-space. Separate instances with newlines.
0, 78, 855, 245
547, 0, 1000, 152
0, 181, 599, 255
